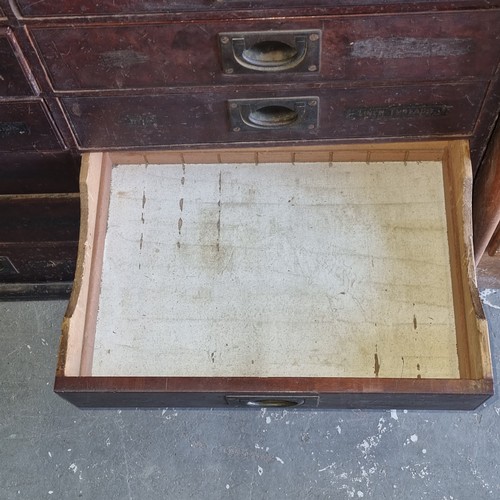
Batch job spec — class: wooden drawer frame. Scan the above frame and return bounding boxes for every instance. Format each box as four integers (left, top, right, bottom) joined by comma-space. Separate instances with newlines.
55, 140, 493, 409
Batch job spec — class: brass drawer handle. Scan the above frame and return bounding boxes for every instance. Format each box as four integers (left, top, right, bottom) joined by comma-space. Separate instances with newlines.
229, 97, 319, 132
244, 399, 304, 407
240, 40, 304, 70
226, 395, 319, 408
244, 104, 299, 129
220, 30, 321, 74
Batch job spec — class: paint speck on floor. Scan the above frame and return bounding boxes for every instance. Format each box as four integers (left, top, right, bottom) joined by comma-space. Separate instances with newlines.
391, 410, 398, 421
410, 434, 418, 443
480, 289, 500, 310
258, 466, 263, 476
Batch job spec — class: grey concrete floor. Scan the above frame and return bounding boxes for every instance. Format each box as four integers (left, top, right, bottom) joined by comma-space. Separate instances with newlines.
1, 291, 499, 500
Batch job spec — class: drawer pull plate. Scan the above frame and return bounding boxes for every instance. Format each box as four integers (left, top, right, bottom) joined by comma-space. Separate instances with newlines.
220, 30, 320, 74
226, 395, 319, 408
229, 97, 319, 132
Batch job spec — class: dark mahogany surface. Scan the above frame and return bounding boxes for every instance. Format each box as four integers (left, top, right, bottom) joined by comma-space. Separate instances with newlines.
30, 12, 500, 91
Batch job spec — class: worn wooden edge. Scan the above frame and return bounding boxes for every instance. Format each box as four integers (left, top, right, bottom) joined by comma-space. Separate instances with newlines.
54, 376, 493, 410
442, 144, 472, 378
473, 117, 500, 262
487, 222, 500, 256
0, 193, 80, 201
108, 141, 449, 166
78, 154, 113, 375
57, 152, 108, 377
444, 140, 492, 381
0, 281, 73, 301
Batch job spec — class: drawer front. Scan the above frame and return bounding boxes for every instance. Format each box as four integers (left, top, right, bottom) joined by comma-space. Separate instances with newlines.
0, 195, 79, 283
0, 242, 78, 283
0, 29, 34, 96
15, 0, 482, 17
0, 151, 80, 194
0, 101, 64, 151
30, 12, 500, 91
62, 83, 485, 149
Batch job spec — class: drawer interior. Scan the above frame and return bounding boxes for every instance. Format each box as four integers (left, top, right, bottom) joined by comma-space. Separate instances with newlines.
60, 142, 491, 388
94, 159, 457, 378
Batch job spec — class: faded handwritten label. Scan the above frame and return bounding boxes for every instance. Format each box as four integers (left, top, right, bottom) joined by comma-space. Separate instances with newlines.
0, 122, 29, 138
346, 104, 451, 120
123, 113, 157, 127
351, 37, 472, 59
100, 50, 149, 69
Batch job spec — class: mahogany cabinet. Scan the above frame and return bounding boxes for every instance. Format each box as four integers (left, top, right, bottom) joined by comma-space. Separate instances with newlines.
0, 2, 498, 407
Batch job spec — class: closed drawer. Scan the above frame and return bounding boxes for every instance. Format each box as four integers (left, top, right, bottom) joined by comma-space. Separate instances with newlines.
14, 0, 299, 16
13, 0, 496, 17
62, 83, 486, 149
0, 151, 80, 194
55, 141, 492, 409
0, 194, 79, 283
30, 11, 500, 91
0, 100, 64, 151
0, 28, 34, 96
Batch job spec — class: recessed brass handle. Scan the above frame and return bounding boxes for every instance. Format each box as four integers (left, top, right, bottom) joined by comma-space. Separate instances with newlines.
236, 39, 306, 72
220, 30, 320, 74
229, 97, 319, 132
245, 399, 304, 407
244, 105, 299, 129
226, 395, 319, 408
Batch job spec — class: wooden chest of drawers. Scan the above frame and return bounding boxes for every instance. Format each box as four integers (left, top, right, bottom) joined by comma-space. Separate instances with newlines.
0, 1, 497, 403
55, 141, 493, 409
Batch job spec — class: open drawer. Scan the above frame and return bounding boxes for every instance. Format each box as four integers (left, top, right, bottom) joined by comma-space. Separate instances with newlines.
55, 141, 493, 409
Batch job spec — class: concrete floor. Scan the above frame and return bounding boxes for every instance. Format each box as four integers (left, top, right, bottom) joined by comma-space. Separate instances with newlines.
1, 291, 499, 500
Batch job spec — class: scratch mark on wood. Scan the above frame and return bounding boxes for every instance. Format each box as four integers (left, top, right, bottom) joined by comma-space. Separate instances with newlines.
413, 314, 417, 330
